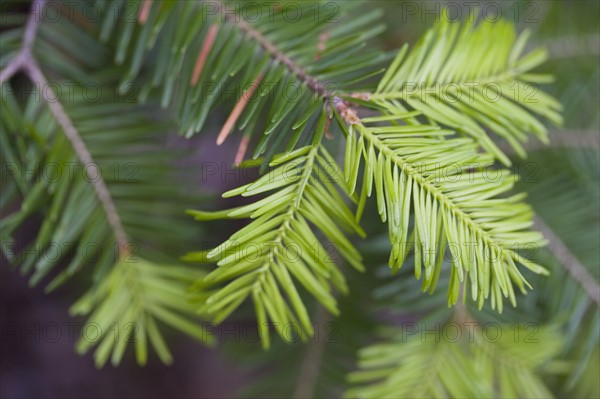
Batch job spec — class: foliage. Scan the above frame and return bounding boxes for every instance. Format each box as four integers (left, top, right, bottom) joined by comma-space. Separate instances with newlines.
346, 324, 564, 399
1, 1, 210, 366
185, 122, 365, 347
0, 1, 597, 397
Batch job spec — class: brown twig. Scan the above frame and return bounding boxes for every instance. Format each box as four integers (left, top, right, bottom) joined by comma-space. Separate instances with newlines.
334, 97, 361, 125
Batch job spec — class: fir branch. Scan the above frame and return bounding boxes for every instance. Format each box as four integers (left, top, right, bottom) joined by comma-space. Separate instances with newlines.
346, 324, 563, 398
25, 59, 130, 254
2, 0, 129, 255
349, 17, 562, 165
187, 122, 364, 346
213, 0, 329, 98
1, 1, 218, 365
98, 0, 384, 150
338, 102, 548, 310
212, 0, 364, 127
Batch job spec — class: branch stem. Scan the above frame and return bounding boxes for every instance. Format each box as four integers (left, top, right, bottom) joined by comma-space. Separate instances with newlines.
216, 1, 327, 98
534, 216, 600, 305
2, 0, 130, 256
25, 60, 130, 253
213, 1, 361, 126
0, 0, 44, 84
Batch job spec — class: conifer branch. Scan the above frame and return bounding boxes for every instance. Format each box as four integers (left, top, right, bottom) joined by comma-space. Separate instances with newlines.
211, 0, 364, 123
2, 0, 130, 255
209, 0, 365, 145
339, 102, 549, 310
213, 0, 329, 98
3, 1, 586, 382
24, 60, 130, 254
